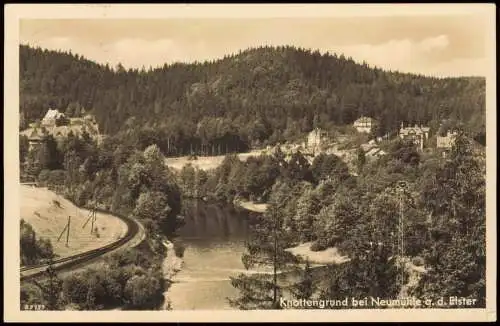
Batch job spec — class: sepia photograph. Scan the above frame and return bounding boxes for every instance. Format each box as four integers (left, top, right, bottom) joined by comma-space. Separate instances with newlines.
4, 3, 496, 323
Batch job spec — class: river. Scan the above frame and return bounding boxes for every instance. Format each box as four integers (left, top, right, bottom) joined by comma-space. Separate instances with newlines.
165, 200, 258, 310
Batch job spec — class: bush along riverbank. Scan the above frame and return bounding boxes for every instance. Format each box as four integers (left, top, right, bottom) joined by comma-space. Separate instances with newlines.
21, 242, 169, 311
161, 238, 186, 310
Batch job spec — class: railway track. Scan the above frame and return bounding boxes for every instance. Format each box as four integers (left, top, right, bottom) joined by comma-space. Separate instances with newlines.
20, 207, 143, 281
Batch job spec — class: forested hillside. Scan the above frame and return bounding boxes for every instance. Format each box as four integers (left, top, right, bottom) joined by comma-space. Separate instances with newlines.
20, 44, 486, 155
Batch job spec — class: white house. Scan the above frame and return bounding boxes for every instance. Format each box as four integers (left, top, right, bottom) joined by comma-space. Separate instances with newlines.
41, 108, 65, 126
307, 128, 322, 149
353, 116, 376, 133
399, 123, 430, 151
27, 128, 45, 151
306, 128, 328, 155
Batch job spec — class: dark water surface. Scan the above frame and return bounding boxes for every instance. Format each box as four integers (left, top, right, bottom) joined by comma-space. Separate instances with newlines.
166, 200, 256, 310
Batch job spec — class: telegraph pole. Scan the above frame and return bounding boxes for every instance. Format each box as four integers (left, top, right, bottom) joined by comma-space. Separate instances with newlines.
66, 216, 71, 246
82, 206, 97, 235
57, 216, 71, 247
90, 209, 95, 235
396, 181, 407, 289
272, 204, 278, 308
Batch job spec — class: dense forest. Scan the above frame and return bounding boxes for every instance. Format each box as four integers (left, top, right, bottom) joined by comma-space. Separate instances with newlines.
20, 45, 486, 156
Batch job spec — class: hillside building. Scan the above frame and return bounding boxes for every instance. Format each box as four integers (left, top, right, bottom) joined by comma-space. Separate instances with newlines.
361, 143, 387, 160
437, 130, 457, 149
399, 123, 430, 151
41, 108, 65, 126
353, 116, 376, 133
306, 128, 327, 155
27, 128, 45, 151
436, 130, 458, 158
366, 147, 387, 159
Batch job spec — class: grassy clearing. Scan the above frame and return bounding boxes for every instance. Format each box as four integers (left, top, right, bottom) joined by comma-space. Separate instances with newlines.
20, 185, 127, 260
235, 200, 268, 213
164, 150, 265, 171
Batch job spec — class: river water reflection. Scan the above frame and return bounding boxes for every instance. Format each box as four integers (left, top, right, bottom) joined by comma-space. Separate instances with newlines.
166, 200, 257, 310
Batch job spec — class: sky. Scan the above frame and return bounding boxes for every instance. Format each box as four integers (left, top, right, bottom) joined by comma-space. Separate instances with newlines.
19, 15, 490, 77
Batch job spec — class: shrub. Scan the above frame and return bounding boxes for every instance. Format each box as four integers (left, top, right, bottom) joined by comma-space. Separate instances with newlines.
106, 248, 152, 271
310, 239, 329, 252
62, 274, 90, 306
38, 169, 51, 184
123, 274, 163, 309
173, 240, 186, 258
36, 237, 55, 259
20, 283, 44, 307
412, 256, 425, 267
48, 170, 67, 185
20, 220, 54, 265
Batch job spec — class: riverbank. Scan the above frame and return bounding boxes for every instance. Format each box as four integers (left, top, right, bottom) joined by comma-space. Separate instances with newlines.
162, 239, 184, 310
285, 242, 350, 265
234, 199, 268, 213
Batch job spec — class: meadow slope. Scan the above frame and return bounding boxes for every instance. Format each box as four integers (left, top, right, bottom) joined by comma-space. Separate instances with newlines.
20, 185, 127, 260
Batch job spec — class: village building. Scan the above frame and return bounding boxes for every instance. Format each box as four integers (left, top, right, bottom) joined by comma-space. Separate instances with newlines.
83, 114, 96, 123
365, 147, 387, 158
436, 130, 458, 157
437, 130, 457, 149
360, 143, 387, 160
41, 108, 65, 126
399, 123, 430, 151
353, 116, 376, 133
306, 128, 327, 155
27, 128, 45, 151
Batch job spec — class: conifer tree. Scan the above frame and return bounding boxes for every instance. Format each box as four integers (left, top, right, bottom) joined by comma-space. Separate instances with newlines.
412, 131, 486, 307
229, 199, 299, 309
290, 259, 316, 304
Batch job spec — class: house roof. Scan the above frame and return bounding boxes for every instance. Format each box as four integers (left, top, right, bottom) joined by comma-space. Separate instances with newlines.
366, 148, 386, 157
361, 143, 376, 151
400, 125, 430, 134
43, 108, 64, 121
28, 128, 44, 140
354, 116, 375, 124
366, 148, 380, 156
